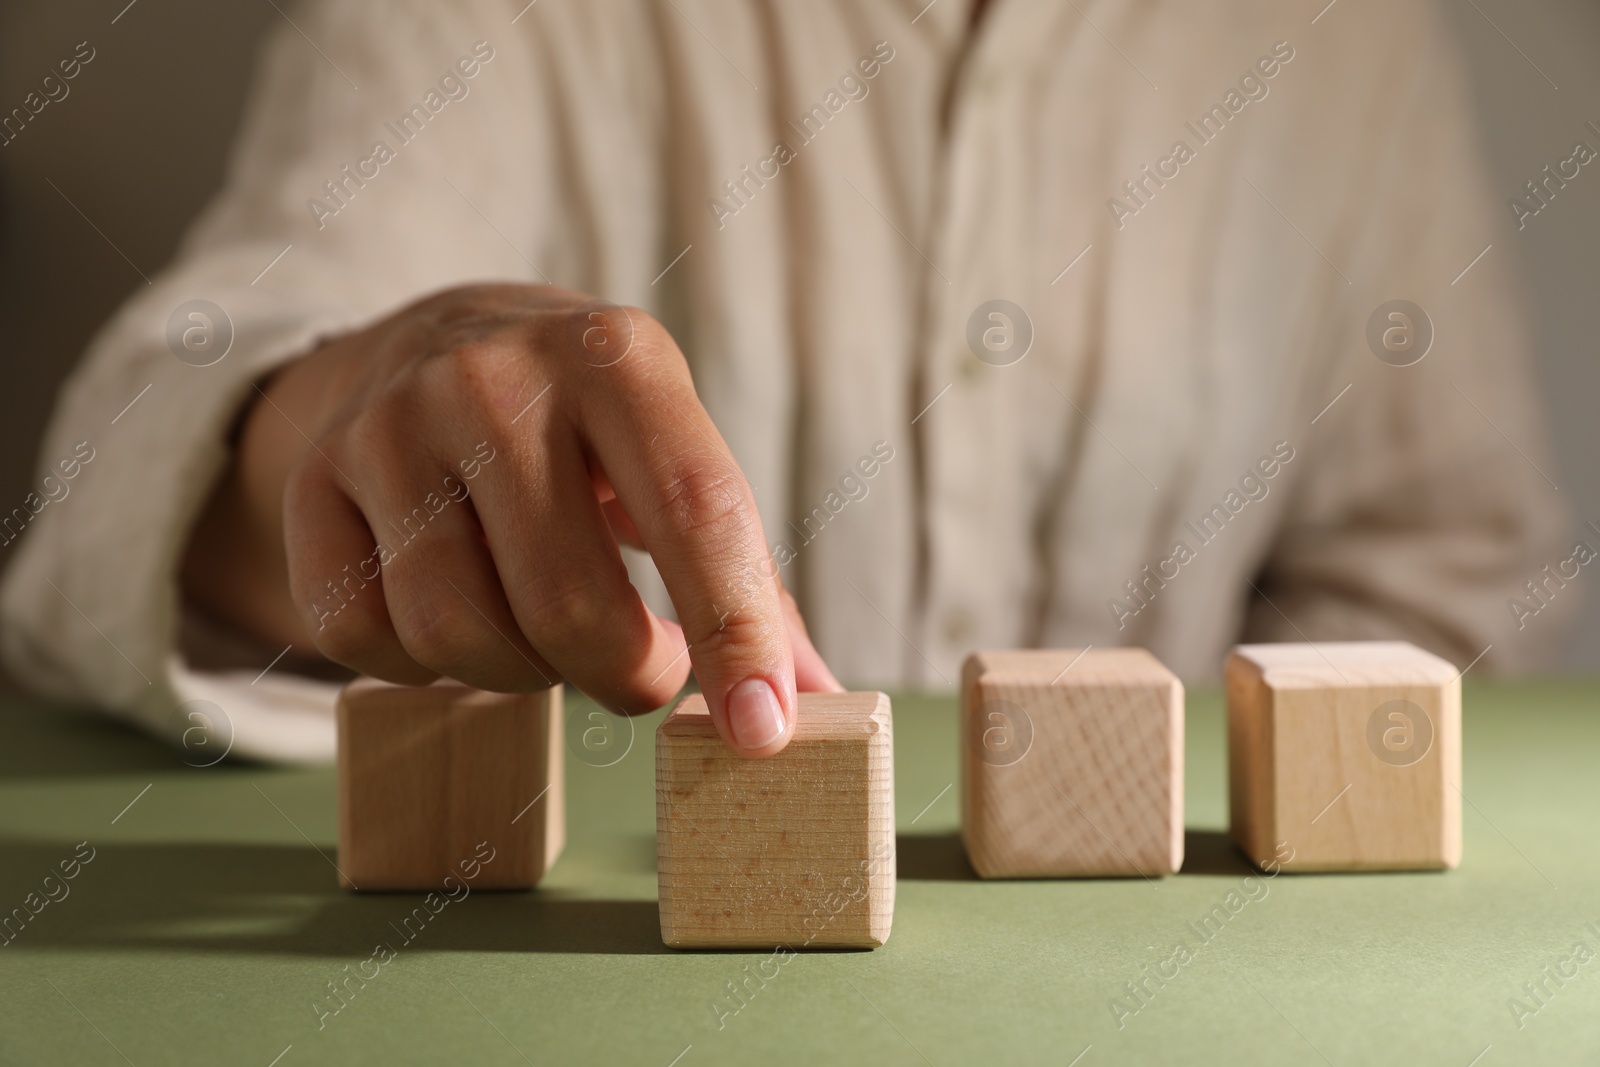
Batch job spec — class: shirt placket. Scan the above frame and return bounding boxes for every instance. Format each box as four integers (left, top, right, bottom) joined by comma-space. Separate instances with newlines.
907, 0, 1045, 685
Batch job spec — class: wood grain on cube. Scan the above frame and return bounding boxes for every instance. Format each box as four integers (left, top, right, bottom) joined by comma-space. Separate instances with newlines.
1227, 641, 1461, 872
656, 692, 894, 949
961, 648, 1184, 878
336, 679, 564, 891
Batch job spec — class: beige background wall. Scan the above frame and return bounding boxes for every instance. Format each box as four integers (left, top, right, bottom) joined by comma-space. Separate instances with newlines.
1, 0, 1596, 673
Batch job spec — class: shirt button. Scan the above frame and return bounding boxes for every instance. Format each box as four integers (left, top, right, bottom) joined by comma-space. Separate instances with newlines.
942, 606, 976, 645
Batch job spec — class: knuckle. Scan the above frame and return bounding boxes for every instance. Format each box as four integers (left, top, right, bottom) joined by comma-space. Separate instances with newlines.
619, 305, 674, 349
432, 281, 534, 314
282, 419, 359, 503
568, 303, 684, 379
394, 603, 482, 672
306, 611, 381, 670
446, 338, 520, 406
446, 335, 505, 376
611, 674, 682, 717
569, 302, 638, 342
517, 573, 612, 644
654, 463, 750, 540
564, 303, 627, 365
434, 339, 530, 449
347, 389, 415, 456
421, 283, 543, 340
598, 668, 678, 716
687, 606, 782, 661
281, 460, 323, 518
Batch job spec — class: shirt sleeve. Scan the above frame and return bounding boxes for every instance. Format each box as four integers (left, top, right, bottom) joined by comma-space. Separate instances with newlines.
0, 0, 549, 761
1243, 11, 1574, 672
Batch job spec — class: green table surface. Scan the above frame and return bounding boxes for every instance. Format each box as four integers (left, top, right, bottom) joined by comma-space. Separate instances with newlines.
4, 682, 1600, 1066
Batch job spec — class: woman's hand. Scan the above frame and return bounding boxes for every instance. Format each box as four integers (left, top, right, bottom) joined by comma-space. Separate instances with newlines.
181, 283, 840, 756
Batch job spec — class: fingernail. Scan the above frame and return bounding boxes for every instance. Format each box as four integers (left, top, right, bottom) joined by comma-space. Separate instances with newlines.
727, 678, 787, 750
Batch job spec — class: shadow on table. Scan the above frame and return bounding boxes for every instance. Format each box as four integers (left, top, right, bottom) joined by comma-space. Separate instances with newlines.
895, 833, 977, 881
1180, 830, 1255, 877
893, 830, 1255, 880
0, 839, 669, 956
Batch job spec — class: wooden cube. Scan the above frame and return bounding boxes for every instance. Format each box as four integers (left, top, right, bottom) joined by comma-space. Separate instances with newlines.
1227, 641, 1461, 872
961, 649, 1184, 878
336, 679, 565, 890
655, 691, 894, 949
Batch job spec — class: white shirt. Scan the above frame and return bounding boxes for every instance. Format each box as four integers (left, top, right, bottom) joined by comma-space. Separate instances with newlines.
0, 0, 1569, 761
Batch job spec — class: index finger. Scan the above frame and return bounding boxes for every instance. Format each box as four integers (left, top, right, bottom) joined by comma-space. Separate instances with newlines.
571, 306, 795, 758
